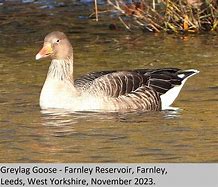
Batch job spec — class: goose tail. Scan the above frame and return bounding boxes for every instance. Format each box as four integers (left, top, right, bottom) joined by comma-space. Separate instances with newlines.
161, 69, 199, 109
177, 69, 200, 80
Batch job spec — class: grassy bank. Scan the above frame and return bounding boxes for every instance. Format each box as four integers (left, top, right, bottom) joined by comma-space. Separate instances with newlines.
95, 0, 218, 33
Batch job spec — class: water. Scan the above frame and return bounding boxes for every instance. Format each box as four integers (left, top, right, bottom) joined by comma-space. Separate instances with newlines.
0, 1, 217, 162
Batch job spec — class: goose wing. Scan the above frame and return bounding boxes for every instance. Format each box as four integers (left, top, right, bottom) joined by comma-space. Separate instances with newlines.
75, 68, 199, 110
75, 68, 184, 97
74, 70, 116, 88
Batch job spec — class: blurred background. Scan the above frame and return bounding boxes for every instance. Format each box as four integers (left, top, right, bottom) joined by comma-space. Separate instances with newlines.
0, 0, 217, 162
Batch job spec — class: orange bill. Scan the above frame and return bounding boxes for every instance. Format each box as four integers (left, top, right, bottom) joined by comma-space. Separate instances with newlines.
35, 44, 53, 60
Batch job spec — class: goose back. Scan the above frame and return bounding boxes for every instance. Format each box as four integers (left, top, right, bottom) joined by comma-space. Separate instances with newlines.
73, 68, 190, 111
74, 68, 183, 97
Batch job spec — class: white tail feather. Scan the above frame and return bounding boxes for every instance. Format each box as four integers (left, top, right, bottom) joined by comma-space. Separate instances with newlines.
161, 69, 199, 109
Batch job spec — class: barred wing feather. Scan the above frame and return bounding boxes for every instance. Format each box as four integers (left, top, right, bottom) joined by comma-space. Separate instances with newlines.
75, 68, 183, 97
74, 68, 198, 110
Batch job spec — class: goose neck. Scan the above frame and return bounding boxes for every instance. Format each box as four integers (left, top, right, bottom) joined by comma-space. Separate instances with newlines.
47, 56, 74, 82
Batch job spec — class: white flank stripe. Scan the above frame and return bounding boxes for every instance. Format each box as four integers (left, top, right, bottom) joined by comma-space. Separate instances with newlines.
161, 69, 199, 109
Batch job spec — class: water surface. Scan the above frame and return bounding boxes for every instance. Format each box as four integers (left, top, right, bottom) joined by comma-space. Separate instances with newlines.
0, 1, 217, 162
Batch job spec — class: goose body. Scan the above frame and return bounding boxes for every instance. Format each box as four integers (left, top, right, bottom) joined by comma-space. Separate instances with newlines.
36, 31, 199, 112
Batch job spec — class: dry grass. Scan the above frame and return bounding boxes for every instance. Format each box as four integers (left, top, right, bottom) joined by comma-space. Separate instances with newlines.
95, 0, 218, 33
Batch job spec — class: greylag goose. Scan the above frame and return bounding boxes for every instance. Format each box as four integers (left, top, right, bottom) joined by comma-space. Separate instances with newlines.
36, 31, 199, 112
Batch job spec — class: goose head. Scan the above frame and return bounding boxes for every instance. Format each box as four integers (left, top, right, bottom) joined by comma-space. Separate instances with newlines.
35, 31, 73, 60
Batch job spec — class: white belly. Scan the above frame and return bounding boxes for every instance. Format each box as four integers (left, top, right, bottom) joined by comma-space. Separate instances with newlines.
39, 78, 111, 111
40, 78, 76, 109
